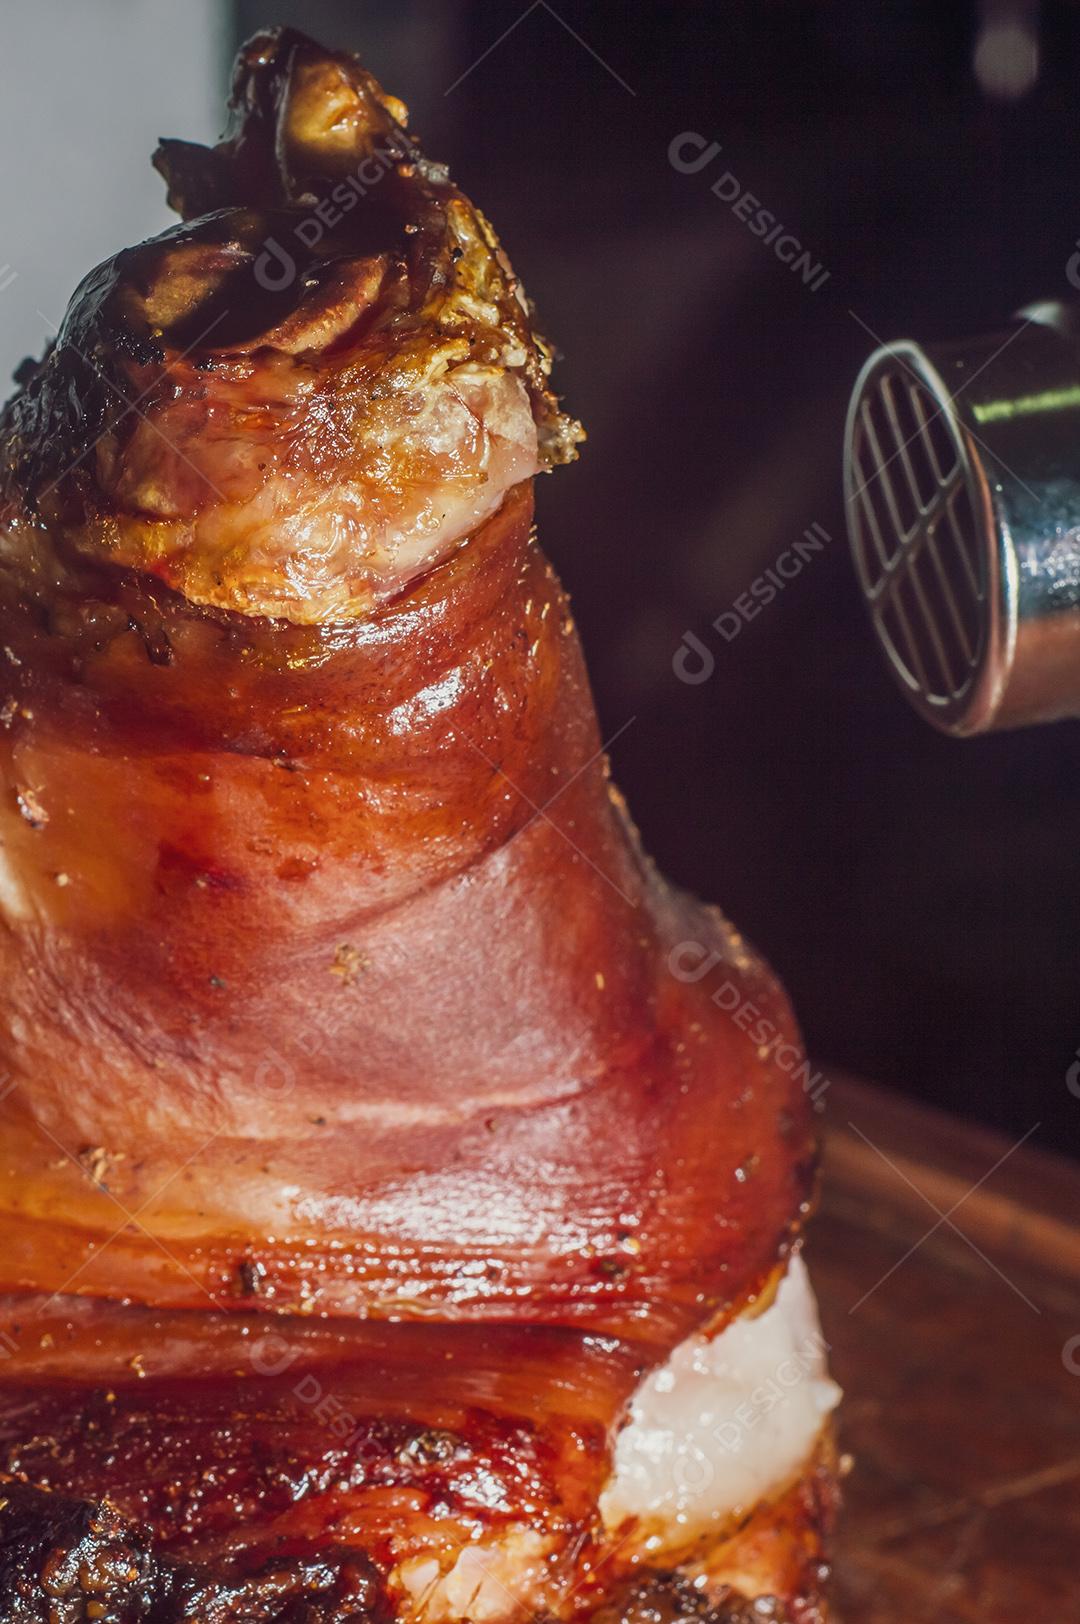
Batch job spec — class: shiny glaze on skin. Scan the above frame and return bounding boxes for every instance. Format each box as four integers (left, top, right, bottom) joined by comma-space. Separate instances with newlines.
0, 1299, 834, 1620
0, 484, 814, 1337
0, 1309, 623, 1595
0, 28, 831, 1622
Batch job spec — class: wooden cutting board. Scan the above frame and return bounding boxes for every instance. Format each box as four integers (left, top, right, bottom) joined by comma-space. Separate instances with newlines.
813, 1075, 1080, 1622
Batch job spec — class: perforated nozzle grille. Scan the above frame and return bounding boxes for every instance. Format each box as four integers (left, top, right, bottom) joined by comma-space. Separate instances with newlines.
846, 351, 989, 726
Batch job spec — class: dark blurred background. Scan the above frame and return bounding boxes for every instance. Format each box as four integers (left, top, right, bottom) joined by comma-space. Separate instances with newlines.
6, 1, 1080, 1156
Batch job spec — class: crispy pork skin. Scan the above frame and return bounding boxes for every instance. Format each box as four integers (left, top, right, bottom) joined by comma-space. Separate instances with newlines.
0, 29, 837, 1623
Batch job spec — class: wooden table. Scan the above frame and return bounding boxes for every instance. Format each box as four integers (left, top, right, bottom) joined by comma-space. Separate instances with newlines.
814, 1076, 1080, 1621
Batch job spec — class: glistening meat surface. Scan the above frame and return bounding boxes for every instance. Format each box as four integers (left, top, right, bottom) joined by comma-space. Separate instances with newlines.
0, 28, 837, 1623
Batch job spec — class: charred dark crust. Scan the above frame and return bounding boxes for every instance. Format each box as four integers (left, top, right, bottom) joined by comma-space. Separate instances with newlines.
153, 30, 420, 219
592, 1574, 798, 1624
0, 1467, 838, 1624
0, 1479, 392, 1624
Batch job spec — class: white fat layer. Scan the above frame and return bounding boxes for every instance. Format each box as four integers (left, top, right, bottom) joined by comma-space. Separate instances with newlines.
395, 1532, 552, 1623
601, 1254, 841, 1544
